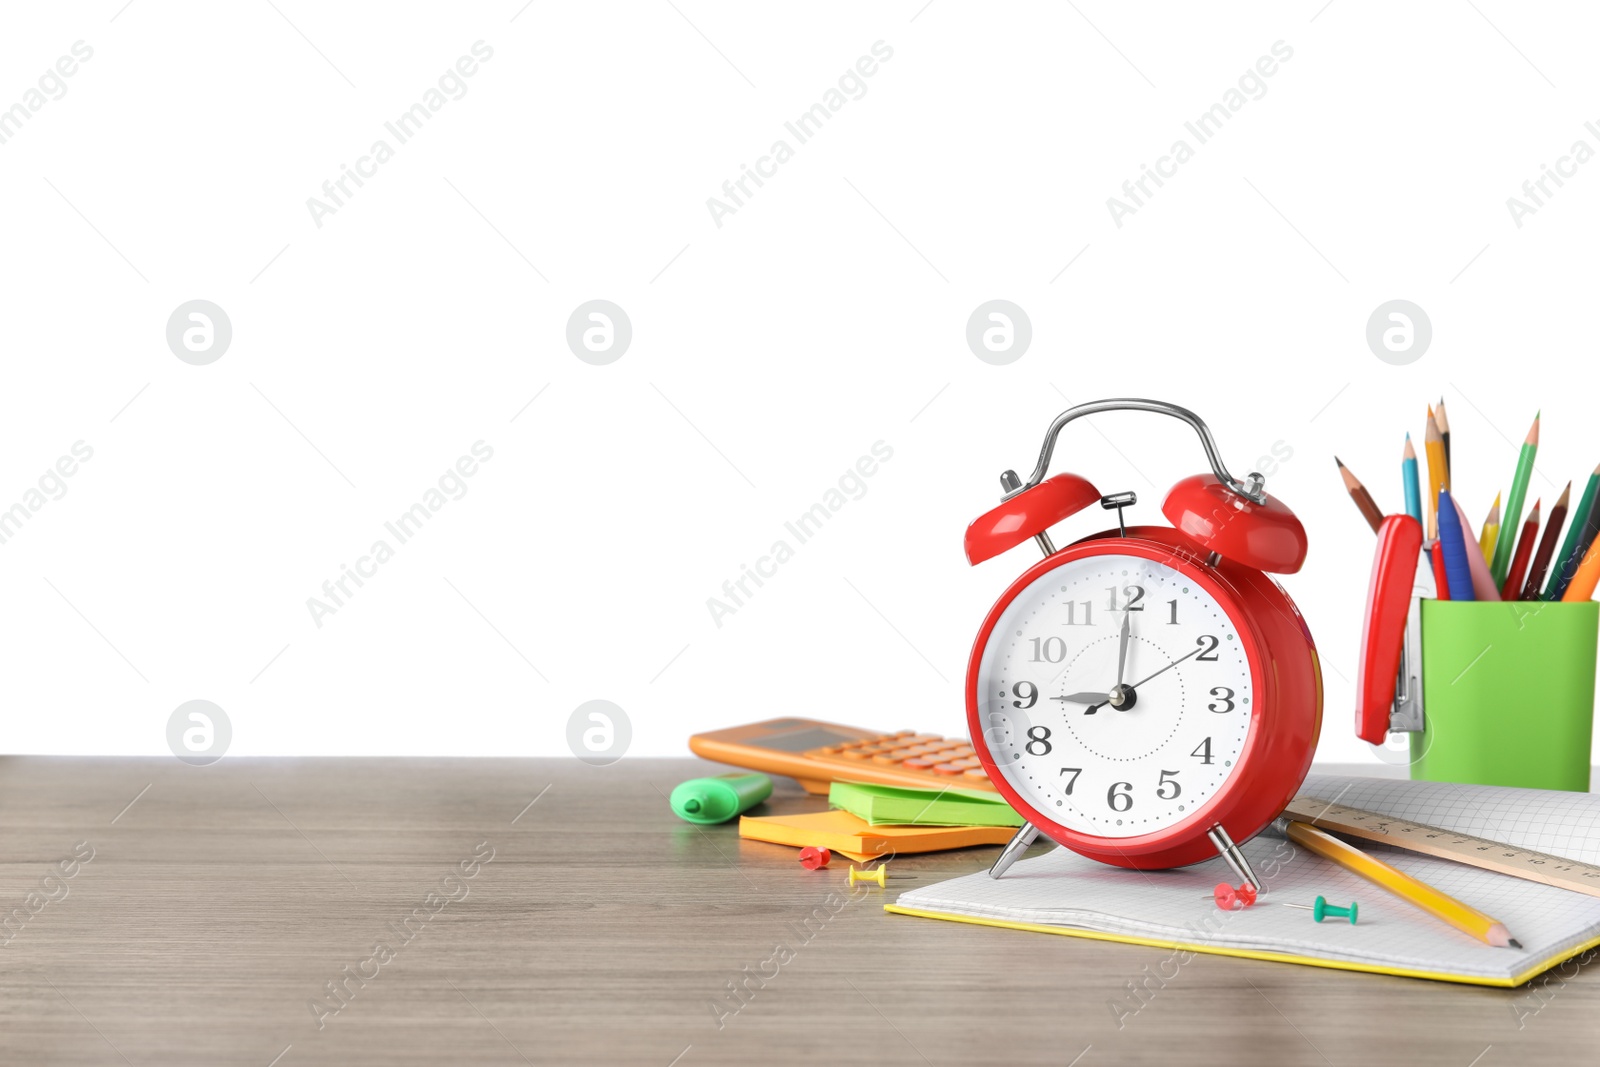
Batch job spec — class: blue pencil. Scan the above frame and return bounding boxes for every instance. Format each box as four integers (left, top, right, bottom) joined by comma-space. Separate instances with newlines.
1402, 434, 1422, 525
1437, 489, 1476, 601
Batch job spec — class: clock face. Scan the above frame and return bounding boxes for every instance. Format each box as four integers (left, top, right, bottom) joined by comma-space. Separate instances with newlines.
974, 550, 1255, 839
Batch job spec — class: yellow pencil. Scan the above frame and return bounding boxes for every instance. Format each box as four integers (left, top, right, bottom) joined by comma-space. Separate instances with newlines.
1424, 407, 1449, 541
1478, 493, 1501, 565
1286, 821, 1520, 948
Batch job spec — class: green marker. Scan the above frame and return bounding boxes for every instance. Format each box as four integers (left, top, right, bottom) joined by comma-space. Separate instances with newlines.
669, 772, 772, 825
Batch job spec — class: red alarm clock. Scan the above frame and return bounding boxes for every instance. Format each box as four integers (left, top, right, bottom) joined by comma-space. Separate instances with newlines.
964, 399, 1322, 887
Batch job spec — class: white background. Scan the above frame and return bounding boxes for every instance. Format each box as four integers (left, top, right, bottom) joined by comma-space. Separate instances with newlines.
2, 1, 1595, 765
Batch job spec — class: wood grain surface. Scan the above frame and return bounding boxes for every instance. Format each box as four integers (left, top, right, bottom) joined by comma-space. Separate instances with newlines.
0, 756, 1592, 1066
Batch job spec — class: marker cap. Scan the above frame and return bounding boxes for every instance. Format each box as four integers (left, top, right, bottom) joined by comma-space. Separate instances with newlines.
669, 772, 773, 825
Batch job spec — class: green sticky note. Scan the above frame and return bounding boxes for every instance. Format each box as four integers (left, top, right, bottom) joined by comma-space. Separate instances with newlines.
828, 781, 1024, 827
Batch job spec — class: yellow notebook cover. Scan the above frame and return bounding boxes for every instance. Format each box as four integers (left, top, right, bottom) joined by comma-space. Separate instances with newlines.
887, 774, 1600, 987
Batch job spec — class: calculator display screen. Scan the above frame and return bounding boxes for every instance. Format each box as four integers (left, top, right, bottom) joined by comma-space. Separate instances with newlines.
752, 726, 861, 753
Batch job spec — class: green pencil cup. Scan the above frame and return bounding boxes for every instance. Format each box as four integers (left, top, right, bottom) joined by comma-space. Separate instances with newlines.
1410, 600, 1598, 791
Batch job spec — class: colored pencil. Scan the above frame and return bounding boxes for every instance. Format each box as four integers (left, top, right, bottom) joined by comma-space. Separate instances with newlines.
1437, 490, 1476, 601
1450, 494, 1502, 601
1429, 538, 1450, 600
1500, 499, 1540, 601
1547, 463, 1600, 600
1521, 482, 1570, 600
1336, 457, 1384, 534
1424, 409, 1448, 541
1435, 397, 1451, 473
1402, 435, 1422, 525
1478, 494, 1501, 565
1286, 821, 1519, 947
1490, 413, 1539, 587
1563, 536, 1600, 602
1564, 488, 1600, 595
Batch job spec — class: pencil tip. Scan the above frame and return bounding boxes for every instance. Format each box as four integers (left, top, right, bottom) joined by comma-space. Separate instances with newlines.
1510, 939, 1523, 950
1333, 456, 1344, 468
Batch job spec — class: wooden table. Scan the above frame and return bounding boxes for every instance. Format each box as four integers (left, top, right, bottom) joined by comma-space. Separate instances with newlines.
0, 756, 1593, 1065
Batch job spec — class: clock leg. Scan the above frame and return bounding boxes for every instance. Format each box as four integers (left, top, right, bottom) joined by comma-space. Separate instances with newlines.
1207, 824, 1261, 891
988, 821, 1039, 879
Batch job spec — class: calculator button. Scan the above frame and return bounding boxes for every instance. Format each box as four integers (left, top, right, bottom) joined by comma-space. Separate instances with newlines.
932, 763, 964, 775
840, 749, 869, 760
962, 768, 989, 779
946, 747, 975, 759
903, 758, 936, 768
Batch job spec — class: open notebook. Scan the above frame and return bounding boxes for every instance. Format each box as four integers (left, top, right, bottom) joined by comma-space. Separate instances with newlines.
887, 775, 1600, 986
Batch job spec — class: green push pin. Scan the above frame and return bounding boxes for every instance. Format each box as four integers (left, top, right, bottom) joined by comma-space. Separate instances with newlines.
1282, 895, 1358, 924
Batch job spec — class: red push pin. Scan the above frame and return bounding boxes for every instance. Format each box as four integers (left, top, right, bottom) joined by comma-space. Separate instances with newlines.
1211, 881, 1258, 910
799, 846, 831, 870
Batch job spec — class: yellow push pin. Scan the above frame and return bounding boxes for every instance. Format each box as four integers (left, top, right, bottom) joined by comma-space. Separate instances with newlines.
848, 864, 887, 888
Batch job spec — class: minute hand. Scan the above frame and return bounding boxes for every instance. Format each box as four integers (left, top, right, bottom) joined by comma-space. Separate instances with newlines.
1125, 643, 1205, 691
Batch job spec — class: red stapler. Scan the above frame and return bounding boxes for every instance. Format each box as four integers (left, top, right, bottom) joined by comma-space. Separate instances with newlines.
1356, 515, 1433, 745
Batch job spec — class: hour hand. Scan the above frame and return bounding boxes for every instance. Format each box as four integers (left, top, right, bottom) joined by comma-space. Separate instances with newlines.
1052, 691, 1108, 704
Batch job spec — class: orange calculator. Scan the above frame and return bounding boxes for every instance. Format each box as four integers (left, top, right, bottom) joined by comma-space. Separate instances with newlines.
688, 717, 995, 795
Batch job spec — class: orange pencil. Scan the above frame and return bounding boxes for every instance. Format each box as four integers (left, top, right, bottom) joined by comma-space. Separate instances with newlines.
1335, 457, 1384, 534
1424, 409, 1448, 541
1562, 536, 1600, 602
1500, 500, 1540, 600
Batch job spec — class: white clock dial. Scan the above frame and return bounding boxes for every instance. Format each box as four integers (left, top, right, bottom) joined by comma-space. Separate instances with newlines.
975, 552, 1253, 839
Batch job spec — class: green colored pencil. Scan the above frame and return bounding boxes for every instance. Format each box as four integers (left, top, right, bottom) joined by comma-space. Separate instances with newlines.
1548, 462, 1600, 599
1491, 413, 1539, 587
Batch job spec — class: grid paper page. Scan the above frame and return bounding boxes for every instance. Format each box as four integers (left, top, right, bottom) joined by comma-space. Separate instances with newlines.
1300, 774, 1600, 866
896, 778, 1600, 981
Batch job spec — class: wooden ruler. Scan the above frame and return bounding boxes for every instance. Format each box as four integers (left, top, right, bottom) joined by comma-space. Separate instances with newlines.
1283, 796, 1600, 900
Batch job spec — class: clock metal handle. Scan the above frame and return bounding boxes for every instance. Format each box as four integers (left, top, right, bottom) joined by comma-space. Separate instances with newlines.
1012, 398, 1267, 505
